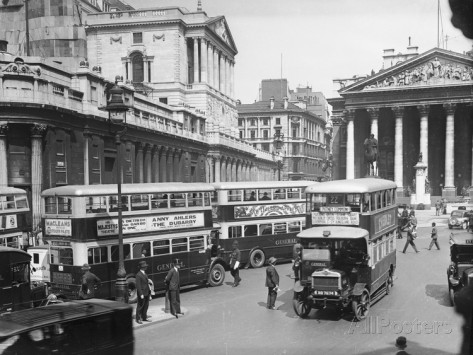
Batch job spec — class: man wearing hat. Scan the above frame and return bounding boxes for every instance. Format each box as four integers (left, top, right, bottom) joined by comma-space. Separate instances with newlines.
165, 259, 183, 318
395, 336, 409, 354
135, 260, 151, 324
265, 257, 279, 310
229, 240, 241, 287
79, 264, 101, 300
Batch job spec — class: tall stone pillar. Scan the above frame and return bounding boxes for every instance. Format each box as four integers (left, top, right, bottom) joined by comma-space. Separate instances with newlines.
226, 59, 230, 96
0, 124, 9, 187
214, 157, 221, 183
143, 144, 151, 183
230, 61, 234, 98
151, 145, 159, 183
214, 50, 219, 89
83, 131, 90, 185
393, 106, 404, 194
167, 149, 174, 182
207, 42, 213, 85
207, 157, 214, 183
345, 110, 355, 179
219, 55, 225, 93
159, 147, 166, 182
136, 143, 144, 183
200, 38, 207, 84
443, 103, 456, 198
173, 150, 181, 181
418, 105, 429, 173
193, 38, 199, 83
31, 124, 47, 228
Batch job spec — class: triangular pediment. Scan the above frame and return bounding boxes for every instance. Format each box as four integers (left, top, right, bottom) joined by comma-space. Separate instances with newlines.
341, 48, 473, 93
207, 16, 237, 53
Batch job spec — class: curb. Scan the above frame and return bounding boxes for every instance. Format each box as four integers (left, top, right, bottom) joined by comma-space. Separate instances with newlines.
132, 306, 188, 329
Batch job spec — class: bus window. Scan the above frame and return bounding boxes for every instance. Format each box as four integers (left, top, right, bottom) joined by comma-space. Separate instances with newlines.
44, 196, 57, 214
274, 189, 286, 199
132, 242, 151, 258
172, 238, 188, 253
229, 226, 242, 238
244, 225, 258, 237
362, 193, 370, 212
370, 194, 376, 211
288, 188, 301, 199
260, 224, 272, 235
189, 236, 205, 251
86, 197, 107, 213
288, 221, 302, 233
2, 196, 15, 210
58, 248, 73, 265
245, 190, 256, 201
189, 193, 203, 207
311, 194, 326, 211
11, 263, 29, 284
346, 194, 361, 212
15, 196, 28, 209
327, 194, 343, 206
87, 247, 108, 264
228, 190, 242, 202
131, 194, 149, 211
58, 197, 72, 214
109, 196, 129, 212
3, 237, 19, 248
170, 193, 185, 208
274, 222, 287, 234
151, 193, 168, 209
111, 244, 131, 262
153, 240, 170, 255
204, 192, 211, 207
259, 189, 271, 200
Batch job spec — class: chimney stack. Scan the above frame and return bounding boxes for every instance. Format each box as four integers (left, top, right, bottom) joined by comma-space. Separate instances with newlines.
270, 97, 275, 110
283, 96, 288, 109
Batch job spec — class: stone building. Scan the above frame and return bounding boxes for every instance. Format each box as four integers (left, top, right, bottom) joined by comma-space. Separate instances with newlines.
329, 46, 473, 201
0, 1, 275, 229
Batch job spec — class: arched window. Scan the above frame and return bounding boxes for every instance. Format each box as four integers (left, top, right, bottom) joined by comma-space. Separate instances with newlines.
131, 52, 144, 83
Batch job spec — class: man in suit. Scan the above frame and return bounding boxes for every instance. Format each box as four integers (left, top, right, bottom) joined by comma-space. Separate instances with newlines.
229, 240, 241, 287
165, 259, 183, 318
265, 257, 280, 310
135, 260, 151, 324
402, 223, 419, 253
79, 264, 101, 300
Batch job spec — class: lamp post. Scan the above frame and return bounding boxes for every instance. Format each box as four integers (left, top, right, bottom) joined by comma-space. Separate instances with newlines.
105, 82, 128, 303
273, 132, 284, 181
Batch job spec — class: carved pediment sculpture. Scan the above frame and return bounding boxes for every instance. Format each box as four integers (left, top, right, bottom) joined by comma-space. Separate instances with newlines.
1, 58, 41, 77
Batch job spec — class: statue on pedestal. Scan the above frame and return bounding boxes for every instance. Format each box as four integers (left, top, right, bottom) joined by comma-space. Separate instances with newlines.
363, 134, 378, 176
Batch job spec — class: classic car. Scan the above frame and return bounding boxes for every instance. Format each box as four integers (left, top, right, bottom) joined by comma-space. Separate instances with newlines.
448, 209, 472, 230
447, 232, 473, 306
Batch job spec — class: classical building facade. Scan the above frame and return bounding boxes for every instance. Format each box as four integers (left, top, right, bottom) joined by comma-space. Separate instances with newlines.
0, 2, 275, 229
237, 97, 330, 181
329, 47, 473, 200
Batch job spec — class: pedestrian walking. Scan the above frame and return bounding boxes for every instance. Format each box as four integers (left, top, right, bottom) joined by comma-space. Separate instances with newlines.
135, 260, 151, 324
165, 259, 183, 319
229, 240, 241, 287
409, 210, 418, 233
78, 263, 101, 300
435, 200, 441, 216
265, 257, 279, 310
402, 223, 419, 253
428, 222, 441, 250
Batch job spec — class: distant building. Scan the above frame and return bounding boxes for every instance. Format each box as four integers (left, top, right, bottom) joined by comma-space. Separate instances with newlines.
259, 79, 290, 101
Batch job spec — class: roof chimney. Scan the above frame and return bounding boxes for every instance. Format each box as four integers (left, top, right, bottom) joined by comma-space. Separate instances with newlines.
270, 97, 275, 110
197, 0, 202, 11
283, 96, 288, 109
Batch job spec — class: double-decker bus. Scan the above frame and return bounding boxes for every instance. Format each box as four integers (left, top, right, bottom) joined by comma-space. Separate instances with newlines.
293, 178, 398, 320
211, 181, 313, 268
41, 183, 226, 302
0, 187, 31, 249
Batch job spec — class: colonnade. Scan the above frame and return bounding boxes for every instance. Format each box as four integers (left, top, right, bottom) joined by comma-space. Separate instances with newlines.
190, 37, 234, 97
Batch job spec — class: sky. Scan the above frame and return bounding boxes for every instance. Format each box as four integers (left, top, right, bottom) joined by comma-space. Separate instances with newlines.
126, 0, 473, 104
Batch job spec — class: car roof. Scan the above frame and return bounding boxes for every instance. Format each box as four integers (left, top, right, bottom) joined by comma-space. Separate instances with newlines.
449, 232, 473, 245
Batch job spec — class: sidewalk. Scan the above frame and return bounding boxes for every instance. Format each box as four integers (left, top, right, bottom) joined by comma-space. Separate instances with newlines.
131, 296, 187, 329
410, 207, 449, 228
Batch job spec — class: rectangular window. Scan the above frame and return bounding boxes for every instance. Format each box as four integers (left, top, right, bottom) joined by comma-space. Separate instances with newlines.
188, 192, 203, 207
228, 226, 242, 239
44, 196, 57, 214
86, 197, 107, 213
258, 189, 272, 200
275, 117, 281, 125
260, 223, 272, 235
153, 240, 170, 255
90, 86, 98, 104
263, 118, 269, 126
274, 222, 287, 234
111, 244, 131, 262
288, 221, 302, 233
170, 193, 186, 208
159, 97, 168, 104
274, 189, 286, 200
131, 194, 149, 211
172, 238, 188, 253
244, 225, 258, 237
189, 236, 205, 251
228, 190, 242, 202
133, 242, 151, 258
250, 130, 256, 139
58, 197, 72, 214
133, 32, 143, 44
88, 247, 108, 264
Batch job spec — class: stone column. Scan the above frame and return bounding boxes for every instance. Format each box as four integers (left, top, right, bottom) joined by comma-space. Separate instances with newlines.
167, 149, 174, 182
219, 55, 225, 93
345, 110, 355, 179
31, 124, 47, 228
443, 103, 456, 198
159, 147, 166, 182
193, 38, 199, 83
207, 42, 213, 86
225, 59, 230, 96
230, 61, 234, 98
136, 143, 144, 183
200, 38, 207, 84
83, 131, 90, 185
0, 124, 9, 187
214, 50, 219, 89
151, 145, 159, 183
173, 150, 181, 181
393, 106, 404, 194
418, 105, 429, 170
214, 157, 221, 183
143, 144, 151, 183
207, 157, 214, 183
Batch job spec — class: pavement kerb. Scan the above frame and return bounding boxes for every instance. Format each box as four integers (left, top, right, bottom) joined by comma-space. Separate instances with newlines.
132, 300, 187, 329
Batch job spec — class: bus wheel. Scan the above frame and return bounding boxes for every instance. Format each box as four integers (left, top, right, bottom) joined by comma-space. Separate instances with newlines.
249, 249, 265, 268
126, 277, 137, 304
352, 289, 370, 321
293, 291, 311, 318
208, 264, 225, 287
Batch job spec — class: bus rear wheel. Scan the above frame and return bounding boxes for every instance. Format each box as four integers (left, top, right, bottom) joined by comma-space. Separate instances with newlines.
293, 291, 311, 318
352, 289, 370, 321
208, 264, 225, 287
126, 277, 137, 304
249, 249, 265, 268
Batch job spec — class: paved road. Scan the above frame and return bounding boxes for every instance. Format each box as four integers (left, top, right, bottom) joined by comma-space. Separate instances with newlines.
134, 211, 466, 355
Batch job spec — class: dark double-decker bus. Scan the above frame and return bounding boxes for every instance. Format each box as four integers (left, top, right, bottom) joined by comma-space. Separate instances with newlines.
0, 187, 31, 249
293, 178, 398, 320
211, 181, 313, 268
41, 183, 227, 302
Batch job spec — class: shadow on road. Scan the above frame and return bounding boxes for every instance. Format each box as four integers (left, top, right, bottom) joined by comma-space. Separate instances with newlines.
355, 338, 456, 355
425, 284, 451, 307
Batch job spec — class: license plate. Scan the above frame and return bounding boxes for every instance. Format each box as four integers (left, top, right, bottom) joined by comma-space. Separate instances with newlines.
314, 290, 337, 296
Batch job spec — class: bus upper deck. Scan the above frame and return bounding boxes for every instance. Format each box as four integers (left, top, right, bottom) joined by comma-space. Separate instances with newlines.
0, 187, 30, 249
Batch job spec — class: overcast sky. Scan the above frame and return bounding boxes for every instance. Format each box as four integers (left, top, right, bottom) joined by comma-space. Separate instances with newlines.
127, 0, 472, 104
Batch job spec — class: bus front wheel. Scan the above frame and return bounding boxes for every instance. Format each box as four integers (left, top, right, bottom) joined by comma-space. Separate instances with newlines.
208, 264, 225, 287
249, 249, 265, 268
293, 291, 311, 318
352, 289, 370, 321
126, 277, 137, 304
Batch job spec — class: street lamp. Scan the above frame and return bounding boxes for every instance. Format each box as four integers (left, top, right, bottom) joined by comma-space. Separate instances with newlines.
273, 132, 284, 181
105, 81, 128, 303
